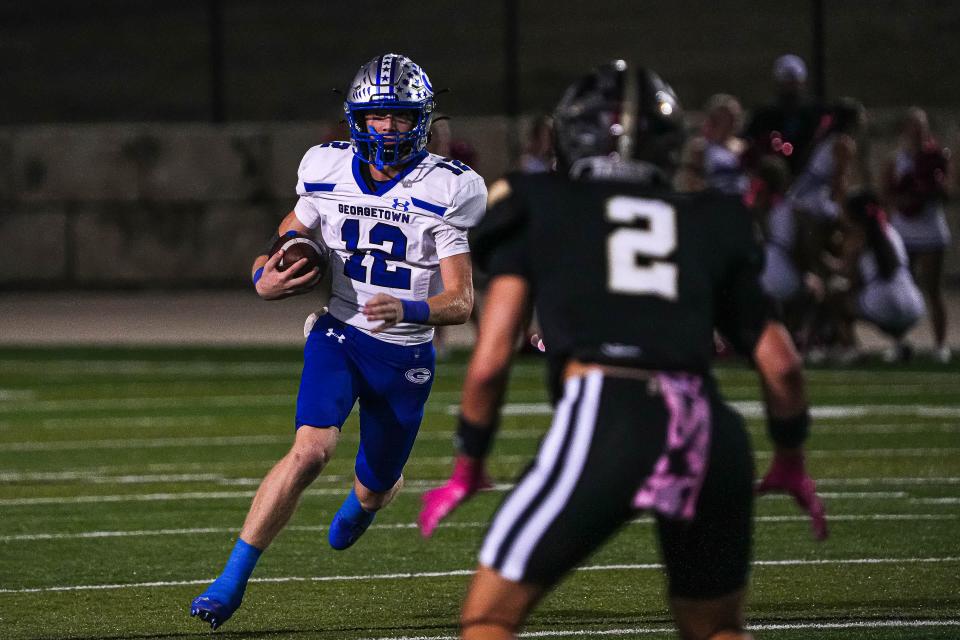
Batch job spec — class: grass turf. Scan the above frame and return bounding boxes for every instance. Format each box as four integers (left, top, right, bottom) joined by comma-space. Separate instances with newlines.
0, 347, 958, 639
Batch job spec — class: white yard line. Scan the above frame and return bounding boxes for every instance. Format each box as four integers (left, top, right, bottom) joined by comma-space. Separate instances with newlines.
0, 434, 289, 452
37, 416, 222, 430
3, 428, 958, 458
4, 467, 958, 488
363, 618, 960, 640
2, 420, 959, 437
0, 556, 956, 594
3, 395, 960, 419
805, 448, 959, 457
0, 359, 547, 379
812, 423, 960, 434
913, 497, 960, 505
726, 370, 960, 383
1, 513, 955, 543
0, 482, 946, 506
819, 477, 960, 486
0, 394, 292, 414
445, 402, 960, 419
0, 360, 303, 376
0, 390, 35, 401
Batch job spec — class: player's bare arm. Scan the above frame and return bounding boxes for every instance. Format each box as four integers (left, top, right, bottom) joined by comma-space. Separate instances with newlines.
460, 275, 529, 425
252, 211, 321, 301
364, 252, 474, 332
754, 321, 807, 418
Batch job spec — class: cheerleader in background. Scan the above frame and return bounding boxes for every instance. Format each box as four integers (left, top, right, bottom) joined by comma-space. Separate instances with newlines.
675, 93, 749, 195
883, 108, 952, 362
787, 98, 865, 221
784, 99, 866, 359
821, 189, 925, 360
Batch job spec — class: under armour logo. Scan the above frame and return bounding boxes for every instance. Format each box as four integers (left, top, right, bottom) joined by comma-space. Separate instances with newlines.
325, 328, 345, 344
392, 198, 410, 211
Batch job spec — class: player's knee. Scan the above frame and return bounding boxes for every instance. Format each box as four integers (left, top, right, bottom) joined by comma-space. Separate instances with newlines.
287, 443, 334, 480
286, 451, 326, 483
290, 427, 338, 470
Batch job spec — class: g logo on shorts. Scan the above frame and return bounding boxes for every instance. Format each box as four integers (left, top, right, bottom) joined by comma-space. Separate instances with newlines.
405, 367, 432, 384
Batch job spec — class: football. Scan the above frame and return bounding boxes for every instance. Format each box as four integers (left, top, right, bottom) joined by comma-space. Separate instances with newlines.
270, 232, 328, 278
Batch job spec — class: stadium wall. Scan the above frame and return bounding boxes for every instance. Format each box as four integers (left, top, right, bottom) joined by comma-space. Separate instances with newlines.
0, 111, 957, 289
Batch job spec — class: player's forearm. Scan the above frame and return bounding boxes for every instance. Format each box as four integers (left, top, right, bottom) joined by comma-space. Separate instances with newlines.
251, 254, 268, 280
755, 322, 808, 418
754, 322, 811, 451
424, 286, 474, 326
461, 345, 513, 425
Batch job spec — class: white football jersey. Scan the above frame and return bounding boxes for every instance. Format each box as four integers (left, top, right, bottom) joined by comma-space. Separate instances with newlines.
293, 142, 487, 345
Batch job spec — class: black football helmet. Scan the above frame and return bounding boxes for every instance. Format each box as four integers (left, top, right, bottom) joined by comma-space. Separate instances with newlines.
553, 60, 684, 177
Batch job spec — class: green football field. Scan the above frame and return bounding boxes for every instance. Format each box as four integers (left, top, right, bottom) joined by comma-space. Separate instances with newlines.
0, 346, 958, 639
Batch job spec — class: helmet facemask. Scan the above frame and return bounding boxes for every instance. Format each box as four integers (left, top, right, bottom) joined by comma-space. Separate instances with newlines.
344, 54, 435, 171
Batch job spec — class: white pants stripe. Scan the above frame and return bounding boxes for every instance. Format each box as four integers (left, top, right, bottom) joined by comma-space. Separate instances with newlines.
481, 372, 604, 582
479, 376, 583, 570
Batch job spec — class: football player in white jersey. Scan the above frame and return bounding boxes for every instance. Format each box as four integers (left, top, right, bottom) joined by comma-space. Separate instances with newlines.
190, 53, 487, 630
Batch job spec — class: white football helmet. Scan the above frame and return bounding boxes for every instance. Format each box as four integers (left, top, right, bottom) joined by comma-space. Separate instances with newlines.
344, 53, 435, 170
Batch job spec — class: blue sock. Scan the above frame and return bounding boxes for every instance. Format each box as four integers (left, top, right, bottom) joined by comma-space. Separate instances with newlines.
201, 539, 262, 608
328, 489, 376, 550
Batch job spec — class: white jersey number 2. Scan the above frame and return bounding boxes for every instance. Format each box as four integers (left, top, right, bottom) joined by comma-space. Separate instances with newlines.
605, 196, 678, 299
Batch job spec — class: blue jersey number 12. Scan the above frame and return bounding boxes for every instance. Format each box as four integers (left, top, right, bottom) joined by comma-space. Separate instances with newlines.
341, 220, 412, 290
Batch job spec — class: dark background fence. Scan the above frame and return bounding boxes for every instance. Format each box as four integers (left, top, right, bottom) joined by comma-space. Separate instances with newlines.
3, 0, 959, 124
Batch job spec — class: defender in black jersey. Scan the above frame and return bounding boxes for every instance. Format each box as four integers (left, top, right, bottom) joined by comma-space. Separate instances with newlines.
423, 61, 826, 640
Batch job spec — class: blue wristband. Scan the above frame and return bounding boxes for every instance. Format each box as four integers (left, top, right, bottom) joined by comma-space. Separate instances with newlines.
252, 266, 264, 285
400, 299, 430, 324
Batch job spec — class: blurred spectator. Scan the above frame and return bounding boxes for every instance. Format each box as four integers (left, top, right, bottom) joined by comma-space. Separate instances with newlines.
429, 115, 478, 170
742, 54, 826, 179
675, 93, 749, 194
818, 190, 925, 362
787, 98, 866, 222
784, 98, 866, 357
518, 114, 554, 173
882, 107, 953, 362
758, 159, 804, 304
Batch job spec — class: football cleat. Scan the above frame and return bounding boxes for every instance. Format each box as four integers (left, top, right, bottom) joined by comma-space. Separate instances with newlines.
328, 490, 376, 550
758, 452, 828, 541
190, 595, 237, 631
418, 456, 493, 538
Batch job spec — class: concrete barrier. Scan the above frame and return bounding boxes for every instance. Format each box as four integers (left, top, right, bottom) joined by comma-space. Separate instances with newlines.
0, 112, 956, 288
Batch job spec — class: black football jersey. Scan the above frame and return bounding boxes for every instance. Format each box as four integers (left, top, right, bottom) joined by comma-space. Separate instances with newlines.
471, 172, 770, 378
